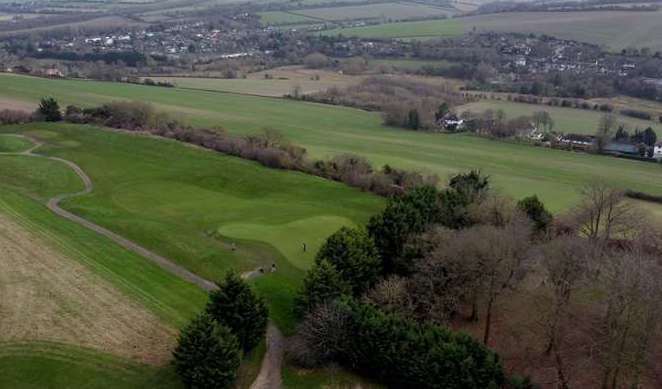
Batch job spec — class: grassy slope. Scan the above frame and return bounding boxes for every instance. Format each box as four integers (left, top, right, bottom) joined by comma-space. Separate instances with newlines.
458, 99, 662, 136
0, 152, 206, 388
0, 342, 182, 389
2, 74, 662, 212
1, 123, 383, 332
0, 134, 32, 152
462, 10, 662, 51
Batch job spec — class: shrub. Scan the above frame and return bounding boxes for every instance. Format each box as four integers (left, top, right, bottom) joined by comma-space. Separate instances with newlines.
303, 52, 330, 69
206, 271, 268, 352
37, 96, 62, 122
620, 109, 652, 121
296, 298, 504, 389
0, 109, 33, 124
368, 186, 440, 273
316, 226, 381, 295
173, 313, 241, 389
517, 195, 553, 233
294, 259, 351, 316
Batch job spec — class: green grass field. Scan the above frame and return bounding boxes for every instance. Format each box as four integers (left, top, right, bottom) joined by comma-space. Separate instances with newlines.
2, 74, 662, 214
320, 10, 662, 50
295, 2, 454, 22
0, 138, 210, 388
462, 10, 662, 52
258, 11, 318, 25
458, 99, 662, 136
320, 17, 464, 38
0, 121, 383, 387
0, 122, 383, 331
0, 134, 32, 152
150, 75, 345, 97
369, 58, 455, 71
0, 341, 183, 389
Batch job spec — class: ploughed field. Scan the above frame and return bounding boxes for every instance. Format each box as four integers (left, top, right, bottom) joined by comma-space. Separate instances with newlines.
2, 74, 662, 212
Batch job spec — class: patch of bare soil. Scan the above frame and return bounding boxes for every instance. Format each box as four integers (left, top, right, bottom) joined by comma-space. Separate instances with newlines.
0, 213, 176, 365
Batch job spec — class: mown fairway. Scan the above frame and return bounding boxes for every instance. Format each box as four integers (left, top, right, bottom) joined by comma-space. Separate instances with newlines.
0, 134, 32, 152
458, 100, 662, 136
0, 122, 383, 331
0, 140, 208, 388
2, 74, 662, 213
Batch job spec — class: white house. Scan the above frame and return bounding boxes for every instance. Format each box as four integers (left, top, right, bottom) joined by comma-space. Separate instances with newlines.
654, 142, 662, 159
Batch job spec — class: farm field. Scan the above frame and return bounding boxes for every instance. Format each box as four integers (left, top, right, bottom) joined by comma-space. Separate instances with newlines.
461, 10, 662, 51
320, 17, 463, 38
458, 99, 662, 136
369, 58, 455, 71
2, 74, 662, 213
151, 66, 363, 96
258, 10, 318, 25
320, 10, 662, 50
151, 66, 459, 97
293, 2, 455, 21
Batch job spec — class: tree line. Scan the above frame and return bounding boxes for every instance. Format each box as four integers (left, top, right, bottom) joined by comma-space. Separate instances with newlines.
290, 171, 662, 388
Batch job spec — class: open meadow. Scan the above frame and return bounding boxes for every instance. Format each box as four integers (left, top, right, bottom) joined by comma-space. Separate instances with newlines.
461, 10, 662, 52
292, 2, 455, 22
2, 74, 662, 214
320, 10, 662, 50
320, 17, 464, 38
150, 66, 364, 97
458, 99, 662, 136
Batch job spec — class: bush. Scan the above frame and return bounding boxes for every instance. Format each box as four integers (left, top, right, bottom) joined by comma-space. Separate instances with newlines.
37, 96, 62, 122
368, 186, 440, 273
517, 195, 553, 233
316, 226, 381, 295
620, 109, 652, 121
303, 52, 330, 69
294, 259, 351, 316
0, 109, 33, 124
206, 271, 268, 352
173, 313, 241, 389
296, 299, 504, 389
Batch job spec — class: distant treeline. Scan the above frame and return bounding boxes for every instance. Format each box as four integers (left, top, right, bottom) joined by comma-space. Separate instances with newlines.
32, 50, 147, 67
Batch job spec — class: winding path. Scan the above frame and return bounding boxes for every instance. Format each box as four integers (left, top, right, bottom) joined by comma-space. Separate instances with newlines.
0, 133, 284, 388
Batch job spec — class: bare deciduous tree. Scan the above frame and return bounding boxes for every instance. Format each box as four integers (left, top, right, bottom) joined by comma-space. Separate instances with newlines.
573, 182, 644, 247
598, 252, 662, 389
536, 236, 593, 389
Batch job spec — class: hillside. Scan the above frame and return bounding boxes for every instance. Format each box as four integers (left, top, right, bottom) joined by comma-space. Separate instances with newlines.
2, 74, 662, 212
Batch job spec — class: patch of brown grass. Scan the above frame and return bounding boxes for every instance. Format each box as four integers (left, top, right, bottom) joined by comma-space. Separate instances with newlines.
0, 214, 176, 365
